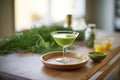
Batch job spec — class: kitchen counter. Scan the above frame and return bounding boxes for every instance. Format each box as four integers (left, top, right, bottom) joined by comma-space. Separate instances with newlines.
0, 30, 120, 80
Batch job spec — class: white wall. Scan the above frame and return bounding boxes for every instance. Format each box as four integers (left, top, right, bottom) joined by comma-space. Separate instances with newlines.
86, 0, 115, 32
97, 0, 115, 32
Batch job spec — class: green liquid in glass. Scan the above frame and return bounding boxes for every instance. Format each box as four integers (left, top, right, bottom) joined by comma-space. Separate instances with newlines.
53, 34, 76, 46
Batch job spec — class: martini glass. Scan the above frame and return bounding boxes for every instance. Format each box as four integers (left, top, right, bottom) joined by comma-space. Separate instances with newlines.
50, 31, 79, 63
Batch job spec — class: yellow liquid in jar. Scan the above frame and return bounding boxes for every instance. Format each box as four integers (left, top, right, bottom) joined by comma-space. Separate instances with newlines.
105, 41, 112, 50
95, 44, 106, 52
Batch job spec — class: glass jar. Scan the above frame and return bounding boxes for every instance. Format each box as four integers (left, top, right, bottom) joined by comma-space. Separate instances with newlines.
84, 24, 96, 48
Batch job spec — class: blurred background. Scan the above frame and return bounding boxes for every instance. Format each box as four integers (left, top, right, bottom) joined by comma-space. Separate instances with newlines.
0, 0, 120, 38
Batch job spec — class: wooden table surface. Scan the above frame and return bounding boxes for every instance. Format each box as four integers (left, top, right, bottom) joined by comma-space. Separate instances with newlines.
0, 31, 120, 80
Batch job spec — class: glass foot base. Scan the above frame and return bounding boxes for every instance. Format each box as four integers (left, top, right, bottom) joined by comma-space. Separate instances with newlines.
56, 58, 71, 63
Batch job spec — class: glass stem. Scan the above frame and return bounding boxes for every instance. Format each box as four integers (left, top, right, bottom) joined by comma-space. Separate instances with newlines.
63, 46, 67, 62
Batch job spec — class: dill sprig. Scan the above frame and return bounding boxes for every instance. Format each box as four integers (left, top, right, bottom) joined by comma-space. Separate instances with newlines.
0, 25, 84, 54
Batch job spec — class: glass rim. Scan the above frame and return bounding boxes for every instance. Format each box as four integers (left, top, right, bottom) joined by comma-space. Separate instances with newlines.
50, 31, 79, 34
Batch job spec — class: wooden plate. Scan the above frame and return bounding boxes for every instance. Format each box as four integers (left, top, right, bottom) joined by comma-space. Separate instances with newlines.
40, 51, 89, 70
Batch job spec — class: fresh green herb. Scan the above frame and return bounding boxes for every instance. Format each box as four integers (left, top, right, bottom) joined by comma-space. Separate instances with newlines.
0, 25, 84, 54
